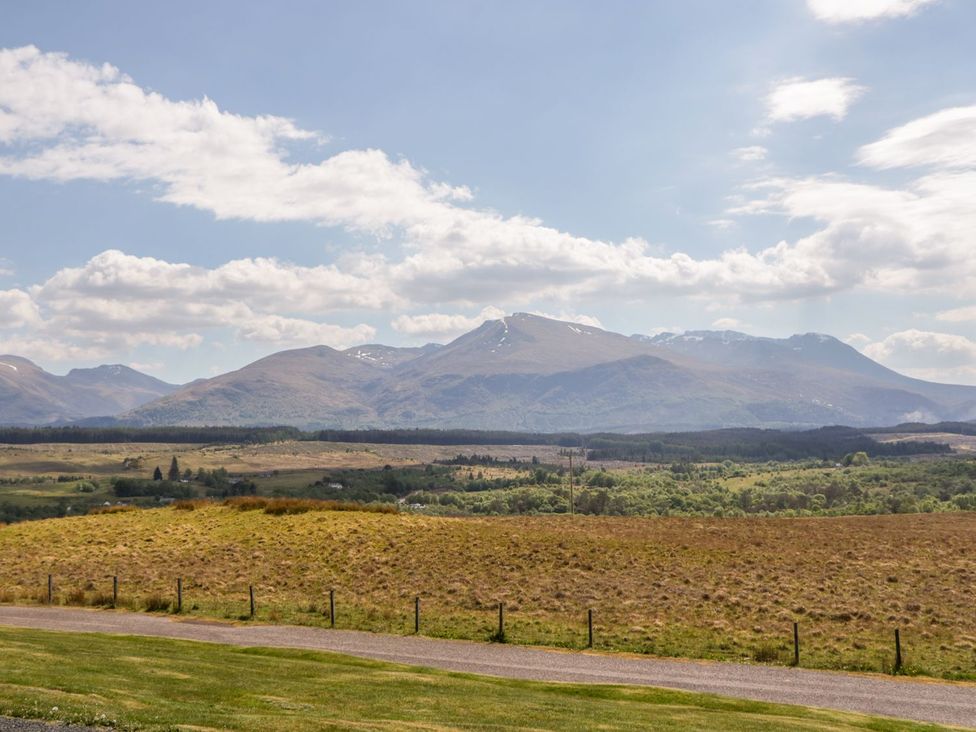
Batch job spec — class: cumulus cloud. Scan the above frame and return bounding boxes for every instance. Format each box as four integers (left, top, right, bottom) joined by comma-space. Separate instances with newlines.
712, 317, 745, 329
528, 311, 603, 328
845, 332, 872, 346
766, 77, 866, 123
732, 146, 767, 162
391, 307, 506, 340
1, 46, 975, 367
807, 0, 939, 24
732, 102, 976, 300
0, 46, 881, 313
0, 289, 41, 328
863, 329, 976, 384
0, 250, 376, 360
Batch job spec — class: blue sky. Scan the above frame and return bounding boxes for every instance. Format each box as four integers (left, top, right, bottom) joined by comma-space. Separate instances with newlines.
1, 0, 975, 384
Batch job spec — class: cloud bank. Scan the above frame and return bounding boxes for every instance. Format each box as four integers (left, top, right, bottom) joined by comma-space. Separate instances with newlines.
0, 46, 973, 382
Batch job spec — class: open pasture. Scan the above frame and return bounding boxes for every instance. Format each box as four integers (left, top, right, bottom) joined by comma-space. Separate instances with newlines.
1, 506, 974, 680
0, 440, 576, 478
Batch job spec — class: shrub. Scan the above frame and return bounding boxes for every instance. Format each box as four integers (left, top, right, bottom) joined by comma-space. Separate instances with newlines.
89, 505, 138, 515
752, 644, 782, 663
88, 591, 115, 607
143, 595, 171, 612
65, 588, 86, 605
172, 499, 210, 511
223, 496, 397, 515
224, 496, 270, 511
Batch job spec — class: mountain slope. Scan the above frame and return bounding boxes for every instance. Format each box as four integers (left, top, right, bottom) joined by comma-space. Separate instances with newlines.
0, 358, 176, 425
118, 314, 976, 431
129, 345, 384, 427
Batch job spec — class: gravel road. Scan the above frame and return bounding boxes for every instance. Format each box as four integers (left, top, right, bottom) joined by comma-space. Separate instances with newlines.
1, 606, 973, 729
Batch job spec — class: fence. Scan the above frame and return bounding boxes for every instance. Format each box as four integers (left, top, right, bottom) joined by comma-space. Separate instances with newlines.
29, 572, 917, 675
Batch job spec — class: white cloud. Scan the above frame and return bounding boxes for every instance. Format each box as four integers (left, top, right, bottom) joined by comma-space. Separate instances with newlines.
0, 46, 880, 313
0, 289, 41, 328
858, 105, 976, 170
844, 332, 872, 346
863, 329, 976, 384
733, 103, 976, 300
864, 329, 976, 366
807, 0, 938, 24
236, 315, 375, 349
712, 317, 744, 329
708, 219, 736, 230
732, 146, 767, 162
0, 250, 377, 359
765, 77, 866, 123
391, 306, 506, 340
1, 46, 975, 368
937, 306, 976, 323
528, 311, 603, 328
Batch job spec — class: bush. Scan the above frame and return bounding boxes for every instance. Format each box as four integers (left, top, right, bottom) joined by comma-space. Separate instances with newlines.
224, 496, 397, 515
143, 595, 171, 612
172, 499, 210, 511
752, 644, 782, 663
89, 505, 138, 515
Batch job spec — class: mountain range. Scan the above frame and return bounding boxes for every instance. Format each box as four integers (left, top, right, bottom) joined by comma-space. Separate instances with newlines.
0, 357, 177, 425
3, 313, 975, 431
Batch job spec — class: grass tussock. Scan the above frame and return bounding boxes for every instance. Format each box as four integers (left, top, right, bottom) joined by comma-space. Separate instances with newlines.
88, 504, 138, 515
172, 499, 211, 511
142, 594, 172, 613
223, 496, 397, 515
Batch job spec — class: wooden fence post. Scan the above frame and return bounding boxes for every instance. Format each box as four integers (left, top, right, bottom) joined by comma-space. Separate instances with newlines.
249, 585, 256, 618
497, 602, 505, 641
177, 577, 183, 613
414, 596, 420, 634
793, 622, 800, 666
588, 608, 594, 648
894, 628, 902, 672
329, 589, 335, 628
113, 576, 118, 607
47, 574, 52, 605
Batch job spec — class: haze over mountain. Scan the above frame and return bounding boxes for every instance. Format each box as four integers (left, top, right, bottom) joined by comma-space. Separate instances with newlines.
4, 314, 974, 431
0, 357, 177, 425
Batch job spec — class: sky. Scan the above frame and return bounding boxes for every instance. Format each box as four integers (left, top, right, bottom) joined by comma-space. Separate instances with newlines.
1, 0, 975, 385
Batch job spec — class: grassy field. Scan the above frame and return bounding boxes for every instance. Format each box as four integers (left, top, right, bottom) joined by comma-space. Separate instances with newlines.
0, 626, 949, 731
1, 506, 974, 680
0, 440, 573, 479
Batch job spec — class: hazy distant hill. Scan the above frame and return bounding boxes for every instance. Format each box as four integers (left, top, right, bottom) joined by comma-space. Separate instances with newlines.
113, 313, 976, 432
0, 357, 177, 425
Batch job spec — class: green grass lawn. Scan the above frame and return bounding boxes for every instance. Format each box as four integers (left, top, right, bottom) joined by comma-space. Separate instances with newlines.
0, 627, 948, 731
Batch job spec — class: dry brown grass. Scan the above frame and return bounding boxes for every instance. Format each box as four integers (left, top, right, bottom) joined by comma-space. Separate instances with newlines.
0, 440, 580, 480
1, 507, 974, 678
88, 504, 138, 515
223, 496, 397, 515
172, 499, 211, 511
